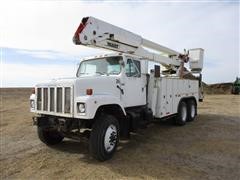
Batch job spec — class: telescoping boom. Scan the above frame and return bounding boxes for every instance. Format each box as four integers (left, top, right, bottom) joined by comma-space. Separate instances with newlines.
73, 16, 203, 73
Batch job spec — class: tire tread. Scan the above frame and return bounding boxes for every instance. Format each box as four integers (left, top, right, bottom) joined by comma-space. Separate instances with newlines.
89, 114, 119, 161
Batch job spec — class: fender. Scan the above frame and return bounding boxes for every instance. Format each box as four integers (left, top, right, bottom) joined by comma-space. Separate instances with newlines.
74, 94, 126, 119
177, 96, 198, 113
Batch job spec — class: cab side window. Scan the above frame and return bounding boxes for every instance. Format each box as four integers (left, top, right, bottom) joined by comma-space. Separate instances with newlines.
125, 59, 141, 77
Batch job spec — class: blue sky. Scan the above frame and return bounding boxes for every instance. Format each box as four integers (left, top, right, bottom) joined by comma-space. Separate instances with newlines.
0, 1, 239, 87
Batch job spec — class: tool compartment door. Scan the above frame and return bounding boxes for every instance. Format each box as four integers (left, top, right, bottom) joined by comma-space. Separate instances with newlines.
157, 78, 173, 118
166, 78, 173, 115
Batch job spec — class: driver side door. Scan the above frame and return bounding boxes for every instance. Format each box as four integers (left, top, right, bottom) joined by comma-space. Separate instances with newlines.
121, 58, 146, 107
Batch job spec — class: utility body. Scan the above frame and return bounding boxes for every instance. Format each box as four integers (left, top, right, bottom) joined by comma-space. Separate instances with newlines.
30, 17, 204, 161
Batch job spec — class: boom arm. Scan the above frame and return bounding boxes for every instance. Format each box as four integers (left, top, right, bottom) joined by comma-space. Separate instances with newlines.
73, 16, 203, 72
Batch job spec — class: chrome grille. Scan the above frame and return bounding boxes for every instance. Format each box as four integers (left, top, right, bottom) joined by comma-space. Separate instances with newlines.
43, 88, 48, 111
64, 87, 71, 113
50, 88, 55, 112
36, 86, 72, 115
57, 87, 63, 113
37, 88, 42, 110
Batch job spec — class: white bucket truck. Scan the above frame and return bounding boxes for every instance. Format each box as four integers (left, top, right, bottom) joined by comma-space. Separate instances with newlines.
30, 17, 204, 161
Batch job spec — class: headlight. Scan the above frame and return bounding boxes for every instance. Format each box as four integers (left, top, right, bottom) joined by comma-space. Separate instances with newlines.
77, 103, 85, 113
30, 100, 35, 109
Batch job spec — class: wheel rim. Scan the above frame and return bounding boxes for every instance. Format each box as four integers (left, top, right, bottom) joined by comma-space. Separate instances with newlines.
191, 104, 195, 118
181, 105, 187, 122
104, 124, 117, 152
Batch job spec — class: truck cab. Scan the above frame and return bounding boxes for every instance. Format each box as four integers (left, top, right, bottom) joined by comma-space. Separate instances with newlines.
30, 53, 148, 119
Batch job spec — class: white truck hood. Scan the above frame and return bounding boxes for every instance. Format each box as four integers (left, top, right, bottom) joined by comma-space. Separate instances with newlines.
75, 75, 120, 97
36, 77, 77, 87
36, 75, 120, 97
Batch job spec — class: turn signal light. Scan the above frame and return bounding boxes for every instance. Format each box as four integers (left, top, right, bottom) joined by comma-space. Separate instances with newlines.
86, 88, 93, 95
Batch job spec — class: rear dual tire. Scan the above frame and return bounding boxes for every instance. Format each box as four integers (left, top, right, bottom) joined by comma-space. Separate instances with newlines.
175, 99, 196, 126
175, 101, 188, 126
187, 99, 197, 122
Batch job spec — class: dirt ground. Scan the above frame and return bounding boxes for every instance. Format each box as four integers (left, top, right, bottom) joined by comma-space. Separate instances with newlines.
0, 88, 239, 179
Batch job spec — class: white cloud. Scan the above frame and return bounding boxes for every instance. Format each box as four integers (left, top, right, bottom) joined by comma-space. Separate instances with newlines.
17, 50, 59, 60
0, 1, 111, 56
2, 63, 77, 87
0, 1, 239, 85
16, 49, 75, 60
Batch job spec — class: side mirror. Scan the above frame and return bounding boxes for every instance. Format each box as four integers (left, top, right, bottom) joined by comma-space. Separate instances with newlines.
154, 65, 160, 78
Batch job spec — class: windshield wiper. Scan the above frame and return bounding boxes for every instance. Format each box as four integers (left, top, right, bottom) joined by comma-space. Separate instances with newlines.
95, 72, 107, 75
108, 71, 120, 75
78, 73, 89, 76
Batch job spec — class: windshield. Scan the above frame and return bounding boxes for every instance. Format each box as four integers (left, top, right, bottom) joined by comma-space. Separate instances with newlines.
77, 56, 122, 77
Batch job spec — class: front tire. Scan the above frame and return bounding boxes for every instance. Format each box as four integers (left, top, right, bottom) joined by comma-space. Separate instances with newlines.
175, 101, 188, 126
37, 126, 64, 145
89, 114, 119, 161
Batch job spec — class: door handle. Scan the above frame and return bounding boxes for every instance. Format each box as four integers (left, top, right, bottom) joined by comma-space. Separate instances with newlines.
116, 85, 124, 95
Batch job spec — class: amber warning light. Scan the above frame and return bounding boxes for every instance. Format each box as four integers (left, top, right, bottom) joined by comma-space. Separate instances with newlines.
86, 88, 93, 95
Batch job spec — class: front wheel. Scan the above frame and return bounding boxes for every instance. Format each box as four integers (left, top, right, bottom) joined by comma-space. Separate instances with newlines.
89, 114, 119, 161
